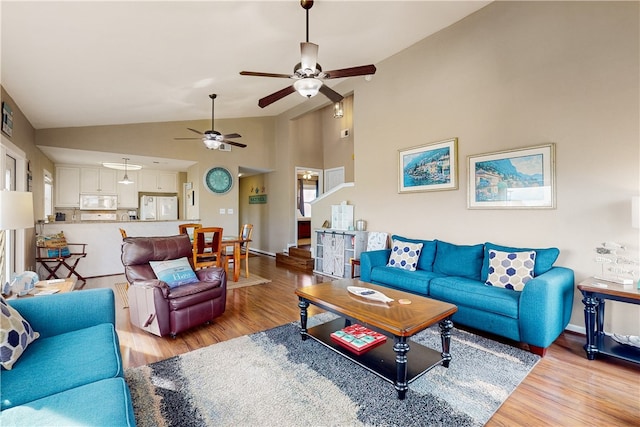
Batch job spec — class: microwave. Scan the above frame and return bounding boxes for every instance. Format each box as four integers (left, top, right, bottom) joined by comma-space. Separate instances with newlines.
79, 193, 118, 210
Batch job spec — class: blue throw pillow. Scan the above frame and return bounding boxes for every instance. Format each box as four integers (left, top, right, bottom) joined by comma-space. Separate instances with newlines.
485, 249, 536, 291
387, 240, 423, 271
481, 242, 559, 280
149, 257, 199, 288
391, 235, 437, 271
433, 241, 484, 280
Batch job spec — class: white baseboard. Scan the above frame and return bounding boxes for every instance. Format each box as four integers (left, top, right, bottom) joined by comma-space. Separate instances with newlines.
565, 323, 585, 335
249, 248, 275, 257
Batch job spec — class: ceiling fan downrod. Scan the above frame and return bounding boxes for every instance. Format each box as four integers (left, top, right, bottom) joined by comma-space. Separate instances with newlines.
209, 93, 217, 130
301, 0, 313, 43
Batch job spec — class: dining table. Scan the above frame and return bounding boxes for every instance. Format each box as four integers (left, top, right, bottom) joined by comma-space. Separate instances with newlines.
222, 235, 252, 282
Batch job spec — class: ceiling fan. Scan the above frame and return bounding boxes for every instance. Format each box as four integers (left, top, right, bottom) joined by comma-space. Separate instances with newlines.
240, 0, 376, 108
174, 94, 247, 149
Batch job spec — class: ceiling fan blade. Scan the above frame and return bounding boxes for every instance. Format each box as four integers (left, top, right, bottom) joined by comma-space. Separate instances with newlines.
240, 71, 292, 79
174, 137, 200, 140
324, 64, 377, 79
223, 140, 247, 148
187, 127, 204, 135
300, 42, 318, 75
258, 85, 297, 108
319, 85, 344, 103
223, 133, 242, 139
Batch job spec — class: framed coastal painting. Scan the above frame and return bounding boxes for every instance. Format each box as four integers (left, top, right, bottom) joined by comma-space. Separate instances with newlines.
467, 143, 555, 209
398, 138, 458, 193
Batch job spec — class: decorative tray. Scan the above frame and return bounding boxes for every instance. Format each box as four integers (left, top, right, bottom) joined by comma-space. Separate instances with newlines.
347, 286, 394, 303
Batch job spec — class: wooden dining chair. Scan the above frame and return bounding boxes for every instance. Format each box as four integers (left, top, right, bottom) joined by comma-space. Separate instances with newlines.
178, 223, 202, 240
192, 227, 224, 270
119, 228, 127, 239
225, 224, 254, 278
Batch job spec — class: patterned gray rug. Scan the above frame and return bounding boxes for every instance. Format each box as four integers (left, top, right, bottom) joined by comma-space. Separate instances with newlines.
125, 313, 539, 427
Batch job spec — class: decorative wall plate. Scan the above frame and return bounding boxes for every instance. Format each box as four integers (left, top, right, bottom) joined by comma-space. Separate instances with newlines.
204, 166, 233, 194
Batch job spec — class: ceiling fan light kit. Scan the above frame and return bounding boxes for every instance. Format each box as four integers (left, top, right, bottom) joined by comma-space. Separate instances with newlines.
293, 78, 323, 98
240, 0, 376, 108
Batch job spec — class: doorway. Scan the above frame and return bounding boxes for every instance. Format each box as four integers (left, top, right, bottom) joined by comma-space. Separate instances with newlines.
294, 166, 323, 248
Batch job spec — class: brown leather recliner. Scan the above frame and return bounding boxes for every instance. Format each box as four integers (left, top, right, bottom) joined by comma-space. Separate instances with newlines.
121, 234, 226, 337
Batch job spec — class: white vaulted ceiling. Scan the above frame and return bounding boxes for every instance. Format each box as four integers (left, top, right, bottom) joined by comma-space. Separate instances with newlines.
1, 1, 490, 130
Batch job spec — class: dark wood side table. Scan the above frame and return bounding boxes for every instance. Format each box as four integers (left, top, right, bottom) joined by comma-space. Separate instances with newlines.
350, 258, 361, 278
577, 278, 640, 364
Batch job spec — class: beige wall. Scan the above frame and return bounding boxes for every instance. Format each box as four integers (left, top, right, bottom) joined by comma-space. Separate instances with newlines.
1, 86, 55, 270
323, 95, 354, 183
313, 1, 640, 333
36, 116, 276, 244
239, 173, 269, 252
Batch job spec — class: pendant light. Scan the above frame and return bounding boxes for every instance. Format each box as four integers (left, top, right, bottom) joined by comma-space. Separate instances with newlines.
118, 158, 134, 185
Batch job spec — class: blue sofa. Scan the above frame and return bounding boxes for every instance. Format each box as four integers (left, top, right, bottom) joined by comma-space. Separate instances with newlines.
1, 288, 136, 426
360, 236, 575, 356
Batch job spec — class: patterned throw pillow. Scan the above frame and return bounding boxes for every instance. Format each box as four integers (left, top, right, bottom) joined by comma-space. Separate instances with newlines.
387, 240, 423, 271
36, 232, 71, 257
0, 295, 40, 370
149, 257, 199, 289
485, 249, 536, 291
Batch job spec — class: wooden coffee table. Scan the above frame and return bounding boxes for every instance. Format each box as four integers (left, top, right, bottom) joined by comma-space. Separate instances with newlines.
295, 278, 457, 399
8, 277, 76, 299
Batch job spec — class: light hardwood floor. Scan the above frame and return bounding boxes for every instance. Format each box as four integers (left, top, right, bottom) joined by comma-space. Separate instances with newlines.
86, 254, 639, 426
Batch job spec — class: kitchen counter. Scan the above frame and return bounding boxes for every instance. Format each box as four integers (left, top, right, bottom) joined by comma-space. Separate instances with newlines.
40, 220, 198, 278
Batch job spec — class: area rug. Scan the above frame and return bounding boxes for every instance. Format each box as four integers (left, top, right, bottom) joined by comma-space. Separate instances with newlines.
114, 282, 129, 308
125, 313, 539, 427
226, 273, 271, 290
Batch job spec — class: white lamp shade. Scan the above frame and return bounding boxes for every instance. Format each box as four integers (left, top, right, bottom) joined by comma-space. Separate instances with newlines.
294, 78, 323, 98
0, 191, 35, 230
633, 196, 639, 229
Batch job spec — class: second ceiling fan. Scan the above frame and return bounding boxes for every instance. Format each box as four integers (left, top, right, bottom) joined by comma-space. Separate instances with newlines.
240, 0, 376, 108
175, 94, 247, 150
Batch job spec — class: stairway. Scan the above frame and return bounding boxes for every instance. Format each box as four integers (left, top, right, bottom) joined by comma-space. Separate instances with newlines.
276, 247, 314, 271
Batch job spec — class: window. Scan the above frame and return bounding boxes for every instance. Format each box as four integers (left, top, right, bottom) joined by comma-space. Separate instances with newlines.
44, 170, 53, 219
303, 182, 318, 217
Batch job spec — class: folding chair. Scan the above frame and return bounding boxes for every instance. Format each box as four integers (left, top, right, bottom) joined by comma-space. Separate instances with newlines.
36, 242, 88, 285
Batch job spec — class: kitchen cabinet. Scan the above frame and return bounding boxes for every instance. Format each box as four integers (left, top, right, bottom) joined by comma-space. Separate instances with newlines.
314, 229, 367, 278
140, 170, 177, 192
117, 170, 139, 208
55, 166, 80, 207
80, 167, 117, 193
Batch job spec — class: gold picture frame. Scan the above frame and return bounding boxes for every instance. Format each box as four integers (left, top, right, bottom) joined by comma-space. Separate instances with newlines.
467, 143, 556, 209
398, 138, 458, 193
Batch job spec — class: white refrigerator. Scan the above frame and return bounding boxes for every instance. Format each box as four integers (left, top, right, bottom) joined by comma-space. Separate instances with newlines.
139, 196, 178, 221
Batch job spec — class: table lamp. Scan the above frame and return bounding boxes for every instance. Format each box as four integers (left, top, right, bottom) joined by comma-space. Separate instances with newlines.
0, 191, 35, 290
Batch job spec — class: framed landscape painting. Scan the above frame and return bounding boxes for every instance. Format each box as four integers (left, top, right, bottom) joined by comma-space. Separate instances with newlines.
468, 144, 555, 209
398, 138, 458, 193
